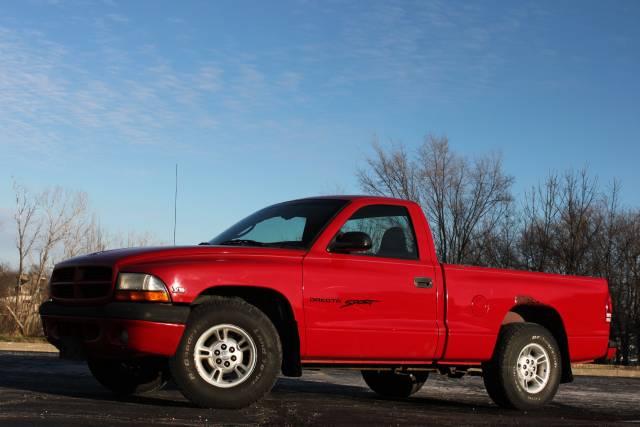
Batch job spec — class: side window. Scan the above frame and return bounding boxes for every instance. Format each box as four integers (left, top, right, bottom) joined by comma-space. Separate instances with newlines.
335, 204, 418, 260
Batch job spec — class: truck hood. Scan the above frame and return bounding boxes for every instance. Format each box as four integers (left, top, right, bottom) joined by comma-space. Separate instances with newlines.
56, 245, 307, 268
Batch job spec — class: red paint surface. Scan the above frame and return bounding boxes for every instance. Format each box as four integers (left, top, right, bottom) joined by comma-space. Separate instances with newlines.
43, 316, 184, 357
41, 196, 611, 365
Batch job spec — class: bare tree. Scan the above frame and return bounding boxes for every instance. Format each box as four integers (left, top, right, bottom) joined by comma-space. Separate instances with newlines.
11, 181, 41, 333
7, 183, 88, 335
556, 169, 603, 275
23, 187, 89, 331
112, 231, 161, 248
520, 173, 562, 272
13, 181, 40, 288
0, 263, 11, 298
358, 139, 421, 202
33, 187, 88, 287
522, 170, 605, 273
359, 136, 513, 264
469, 204, 521, 268
63, 214, 108, 259
423, 139, 513, 263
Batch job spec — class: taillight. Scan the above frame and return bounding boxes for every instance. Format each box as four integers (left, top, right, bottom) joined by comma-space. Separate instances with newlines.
605, 295, 612, 323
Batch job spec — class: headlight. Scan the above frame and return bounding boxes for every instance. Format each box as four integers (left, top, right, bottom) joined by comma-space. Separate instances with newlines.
115, 273, 170, 303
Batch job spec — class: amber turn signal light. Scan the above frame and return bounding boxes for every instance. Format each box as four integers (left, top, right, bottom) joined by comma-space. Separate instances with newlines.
114, 290, 170, 303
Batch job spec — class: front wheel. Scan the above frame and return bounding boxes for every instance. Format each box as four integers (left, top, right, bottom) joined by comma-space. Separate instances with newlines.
362, 370, 428, 398
170, 297, 282, 409
482, 323, 561, 410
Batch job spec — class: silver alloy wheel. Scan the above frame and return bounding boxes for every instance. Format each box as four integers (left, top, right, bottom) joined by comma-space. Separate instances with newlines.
516, 343, 550, 394
194, 323, 257, 389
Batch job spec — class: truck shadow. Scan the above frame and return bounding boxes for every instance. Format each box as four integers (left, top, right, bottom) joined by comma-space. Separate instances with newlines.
0, 353, 610, 422
0, 355, 497, 413
0, 373, 505, 414
270, 378, 611, 423
274, 377, 498, 411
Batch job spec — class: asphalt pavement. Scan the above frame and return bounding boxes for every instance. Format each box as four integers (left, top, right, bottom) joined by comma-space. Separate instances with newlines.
0, 352, 638, 426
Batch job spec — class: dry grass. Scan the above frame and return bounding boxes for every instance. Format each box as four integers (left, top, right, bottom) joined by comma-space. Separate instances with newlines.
0, 334, 47, 343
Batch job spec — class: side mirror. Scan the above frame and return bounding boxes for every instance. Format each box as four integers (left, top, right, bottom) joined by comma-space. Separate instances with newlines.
328, 231, 372, 253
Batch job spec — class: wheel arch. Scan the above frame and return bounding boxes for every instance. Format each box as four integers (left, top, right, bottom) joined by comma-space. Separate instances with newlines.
500, 303, 573, 383
191, 285, 302, 377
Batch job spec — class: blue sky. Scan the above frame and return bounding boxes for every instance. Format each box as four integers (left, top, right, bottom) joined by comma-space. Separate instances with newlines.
1, 0, 639, 263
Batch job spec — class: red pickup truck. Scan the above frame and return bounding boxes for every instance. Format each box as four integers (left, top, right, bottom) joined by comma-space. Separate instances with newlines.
40, 196, 613, 410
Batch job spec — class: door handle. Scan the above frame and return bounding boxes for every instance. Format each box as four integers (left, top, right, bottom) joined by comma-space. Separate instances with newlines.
414, 277, 433, 289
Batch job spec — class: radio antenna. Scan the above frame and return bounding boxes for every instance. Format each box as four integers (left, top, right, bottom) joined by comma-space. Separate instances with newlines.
173, 163, 178, 245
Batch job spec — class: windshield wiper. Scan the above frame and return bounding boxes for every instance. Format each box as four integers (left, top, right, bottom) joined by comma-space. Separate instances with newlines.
217, 239, 266, 247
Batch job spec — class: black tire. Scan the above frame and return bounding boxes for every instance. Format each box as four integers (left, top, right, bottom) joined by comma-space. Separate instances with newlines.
362, 370, 428, 398
169, 297, 282, 409
482, 323, 561, 410
87, 357, 168, 395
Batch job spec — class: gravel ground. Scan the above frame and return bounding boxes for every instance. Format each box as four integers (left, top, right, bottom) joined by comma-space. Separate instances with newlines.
0, 352, 638, 426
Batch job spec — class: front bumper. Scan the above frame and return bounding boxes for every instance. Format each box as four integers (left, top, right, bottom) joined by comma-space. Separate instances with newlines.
39, 300, 189, 359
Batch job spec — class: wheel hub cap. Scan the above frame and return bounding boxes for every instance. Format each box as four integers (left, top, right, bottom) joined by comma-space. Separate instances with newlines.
516, 343, 550, 394
194, 324, 257, 388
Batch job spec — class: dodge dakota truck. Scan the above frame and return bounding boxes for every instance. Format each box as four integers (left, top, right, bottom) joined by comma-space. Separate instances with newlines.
39, 196, 614, 410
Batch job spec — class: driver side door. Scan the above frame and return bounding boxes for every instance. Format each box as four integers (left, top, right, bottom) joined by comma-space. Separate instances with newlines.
302, 203, 440, 362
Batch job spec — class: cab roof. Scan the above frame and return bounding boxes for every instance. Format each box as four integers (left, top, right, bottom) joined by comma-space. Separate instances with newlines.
286, 195, 419, 205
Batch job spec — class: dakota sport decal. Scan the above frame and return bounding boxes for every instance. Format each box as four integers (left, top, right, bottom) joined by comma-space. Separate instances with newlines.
309, 297, 380, 308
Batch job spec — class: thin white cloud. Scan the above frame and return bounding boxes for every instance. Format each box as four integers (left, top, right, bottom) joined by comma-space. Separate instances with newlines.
0, 1, 540, 155
311, 0, 513, 100
0, 27, 245, 150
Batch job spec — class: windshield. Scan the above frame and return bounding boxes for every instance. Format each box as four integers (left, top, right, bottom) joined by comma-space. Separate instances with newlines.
208, 199, 348, 249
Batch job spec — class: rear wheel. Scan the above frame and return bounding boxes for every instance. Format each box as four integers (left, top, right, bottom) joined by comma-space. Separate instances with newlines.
170, 297, 282, 409
87, 357, 168, 395
362, 370, 428, 398
482, 323, 561, 410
